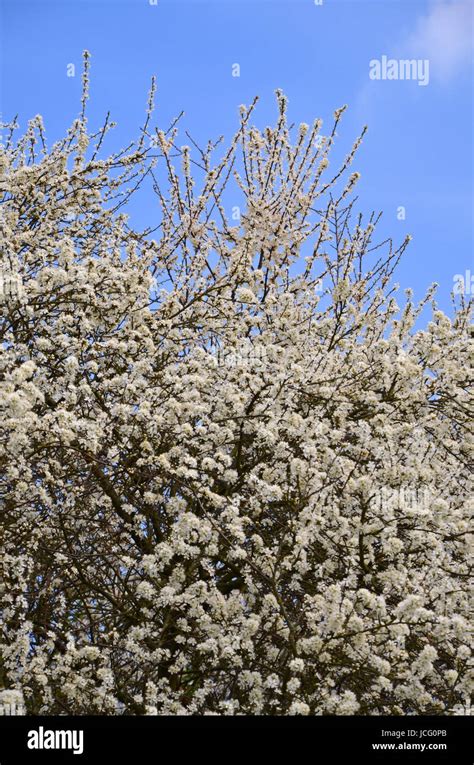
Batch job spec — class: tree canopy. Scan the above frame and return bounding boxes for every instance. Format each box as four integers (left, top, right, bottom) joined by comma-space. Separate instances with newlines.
1, 55, 472, 715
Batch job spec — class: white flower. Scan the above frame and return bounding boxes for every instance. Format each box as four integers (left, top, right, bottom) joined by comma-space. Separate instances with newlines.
289, 701, 310, 715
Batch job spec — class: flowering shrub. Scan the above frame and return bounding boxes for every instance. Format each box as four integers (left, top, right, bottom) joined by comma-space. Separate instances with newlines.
1, 55, 472, 715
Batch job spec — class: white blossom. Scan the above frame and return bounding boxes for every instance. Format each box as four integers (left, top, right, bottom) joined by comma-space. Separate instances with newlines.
0, 56, 471, 716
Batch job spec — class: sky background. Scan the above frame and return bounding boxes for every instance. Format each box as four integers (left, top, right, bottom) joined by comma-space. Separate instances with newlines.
0, 0, 473, 314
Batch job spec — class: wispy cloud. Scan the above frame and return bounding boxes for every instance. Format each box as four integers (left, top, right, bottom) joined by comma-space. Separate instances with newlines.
405, 0, 473, 83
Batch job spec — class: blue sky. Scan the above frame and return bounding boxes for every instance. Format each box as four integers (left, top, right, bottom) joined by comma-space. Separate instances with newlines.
1, 0, 472, 313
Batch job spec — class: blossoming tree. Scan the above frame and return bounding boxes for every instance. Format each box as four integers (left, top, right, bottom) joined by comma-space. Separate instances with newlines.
1, 54, 472, 715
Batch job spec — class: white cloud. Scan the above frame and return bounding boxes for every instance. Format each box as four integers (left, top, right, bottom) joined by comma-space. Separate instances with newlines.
405, 0, 473, 83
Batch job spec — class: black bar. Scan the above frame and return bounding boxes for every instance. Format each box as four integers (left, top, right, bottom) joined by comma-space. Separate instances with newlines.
0, 715, 471, 763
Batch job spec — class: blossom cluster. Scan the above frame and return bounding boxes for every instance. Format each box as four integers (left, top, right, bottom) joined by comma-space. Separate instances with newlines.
0, 58, 472, 715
